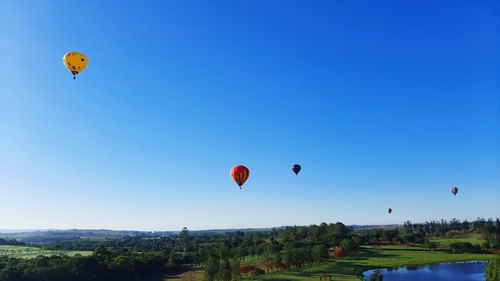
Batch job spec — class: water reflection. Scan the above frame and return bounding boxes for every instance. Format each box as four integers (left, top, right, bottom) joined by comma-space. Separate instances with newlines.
363, 261, 485, 281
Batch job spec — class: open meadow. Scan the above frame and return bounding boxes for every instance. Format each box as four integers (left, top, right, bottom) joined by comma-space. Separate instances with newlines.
430, 232, 485, 247
160, 249, 497, 281
0, 245, 92, 259
153, 239, 498, 281
245, 245, 497, 281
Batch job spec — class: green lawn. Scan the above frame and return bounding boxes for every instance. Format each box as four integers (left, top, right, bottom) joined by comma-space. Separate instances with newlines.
246, 246, 497, 281
0, 245, 92, 259
430, 233, 485, 247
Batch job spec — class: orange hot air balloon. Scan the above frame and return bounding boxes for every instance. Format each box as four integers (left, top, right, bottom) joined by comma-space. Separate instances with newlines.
231, 165, 249, 188
451, 187, 458, 196
388, 208, 392, 214
63, 52, 88, 79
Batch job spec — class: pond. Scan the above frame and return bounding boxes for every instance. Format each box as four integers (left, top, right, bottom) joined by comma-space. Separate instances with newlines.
363, 261, 486, 281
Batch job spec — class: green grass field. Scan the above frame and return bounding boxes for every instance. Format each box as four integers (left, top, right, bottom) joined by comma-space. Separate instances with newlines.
430, 232, 485, 247
246, 246, 497, 281
0, 245, 92, 259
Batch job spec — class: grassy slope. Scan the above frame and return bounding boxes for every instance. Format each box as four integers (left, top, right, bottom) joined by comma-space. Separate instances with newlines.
246, 246, 497, 281
0, 245, 92, 259
430, 233, 485, 247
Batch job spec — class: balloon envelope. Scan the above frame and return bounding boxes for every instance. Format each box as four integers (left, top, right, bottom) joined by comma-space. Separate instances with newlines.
63, 51, 88, 78
388, 208, 392, 214
451, 187, 458, 196
231, 165, 249, 188
292, 164, 301, 175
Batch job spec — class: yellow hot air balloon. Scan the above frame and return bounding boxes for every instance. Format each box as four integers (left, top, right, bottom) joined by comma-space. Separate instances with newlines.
63, 52, 88, 79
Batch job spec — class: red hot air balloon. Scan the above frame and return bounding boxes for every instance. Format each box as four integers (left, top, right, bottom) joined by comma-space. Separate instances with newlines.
292, 164, 301, 175
451, 187, 458, 196
388, 208, 392, 214
231, 165, 249, 188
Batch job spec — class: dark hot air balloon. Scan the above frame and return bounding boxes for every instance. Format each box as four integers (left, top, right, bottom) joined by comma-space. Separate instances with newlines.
388, 208, 392, 214
231, 165, 249, 188
451, 187, 458, 196
292, 164, 301, 175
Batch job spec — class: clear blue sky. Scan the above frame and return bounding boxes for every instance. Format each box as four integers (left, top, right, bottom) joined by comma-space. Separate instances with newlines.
1, 0, 499, 231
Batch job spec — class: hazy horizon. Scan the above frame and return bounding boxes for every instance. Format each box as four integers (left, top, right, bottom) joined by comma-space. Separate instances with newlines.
1, 1, 499, 231
1, 216, 498, 233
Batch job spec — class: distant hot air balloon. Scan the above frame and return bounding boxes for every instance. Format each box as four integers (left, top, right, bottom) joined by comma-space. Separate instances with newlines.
63, 51, 88, 79
230, 165, 249, 189
292, 164, 301, 175
451, 187, 458, 196
388, 208, 392, 214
